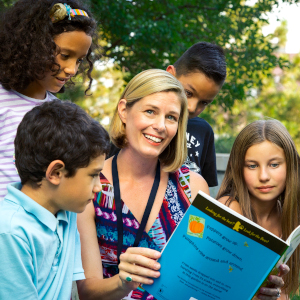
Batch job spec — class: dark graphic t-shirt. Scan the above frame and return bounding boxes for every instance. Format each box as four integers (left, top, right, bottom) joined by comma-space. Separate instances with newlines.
184, 117, 218, 187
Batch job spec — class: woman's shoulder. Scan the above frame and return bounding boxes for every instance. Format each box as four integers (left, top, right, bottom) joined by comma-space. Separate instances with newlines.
101, 156, 113, 183
189, 170, 209, 201
174, 166, 209, 199
218, 196, 243, 215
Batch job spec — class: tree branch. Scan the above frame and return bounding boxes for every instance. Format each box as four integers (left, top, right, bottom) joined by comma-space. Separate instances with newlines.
153, 4, 219, 21
178, 4, 219, 11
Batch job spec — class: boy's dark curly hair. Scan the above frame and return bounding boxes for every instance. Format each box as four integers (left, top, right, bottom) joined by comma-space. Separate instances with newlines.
0, 0, 99, 94
15, 99, 110, 186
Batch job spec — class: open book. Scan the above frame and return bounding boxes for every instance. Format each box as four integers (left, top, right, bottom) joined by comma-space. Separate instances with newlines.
145, 191, 300, 300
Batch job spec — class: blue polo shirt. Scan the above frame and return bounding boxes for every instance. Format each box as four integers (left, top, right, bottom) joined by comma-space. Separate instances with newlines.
0, 183, 85, 300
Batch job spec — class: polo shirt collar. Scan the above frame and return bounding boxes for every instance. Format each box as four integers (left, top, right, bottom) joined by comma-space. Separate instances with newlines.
5, 183, 68, 232
56, 209, 68, 223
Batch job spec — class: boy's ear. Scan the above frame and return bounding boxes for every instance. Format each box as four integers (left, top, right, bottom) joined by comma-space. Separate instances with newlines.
118, 99, 127, 124
45, 160, 65, 185
166, 65, 177, 77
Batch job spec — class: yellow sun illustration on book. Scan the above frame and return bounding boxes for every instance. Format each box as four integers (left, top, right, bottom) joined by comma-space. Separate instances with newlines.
244, 242, 249, 247
229, 266, 233, 273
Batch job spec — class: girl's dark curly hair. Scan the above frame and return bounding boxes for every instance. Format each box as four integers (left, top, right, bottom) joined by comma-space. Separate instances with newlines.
0, 0, 99, 94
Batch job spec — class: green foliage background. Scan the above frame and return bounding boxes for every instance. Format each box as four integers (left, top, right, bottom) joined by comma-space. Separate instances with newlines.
88, 0, 293, 107
202, 20, 300, 153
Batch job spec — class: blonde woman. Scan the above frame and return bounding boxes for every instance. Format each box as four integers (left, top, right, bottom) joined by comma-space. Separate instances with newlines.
77, 71, 285, 300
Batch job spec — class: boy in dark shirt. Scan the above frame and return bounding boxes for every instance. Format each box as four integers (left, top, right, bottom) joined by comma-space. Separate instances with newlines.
166, 42, 226, 187
109, 42, 226, 187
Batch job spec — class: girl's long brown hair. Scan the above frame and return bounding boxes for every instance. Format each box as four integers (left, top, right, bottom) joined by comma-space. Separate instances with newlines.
217, 119, 300, 295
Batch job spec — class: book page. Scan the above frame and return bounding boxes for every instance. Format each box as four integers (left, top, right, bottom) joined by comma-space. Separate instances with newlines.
276, 225, 300, 267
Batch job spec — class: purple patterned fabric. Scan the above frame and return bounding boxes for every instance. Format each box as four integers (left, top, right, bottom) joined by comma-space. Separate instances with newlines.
93, 165, 191, 299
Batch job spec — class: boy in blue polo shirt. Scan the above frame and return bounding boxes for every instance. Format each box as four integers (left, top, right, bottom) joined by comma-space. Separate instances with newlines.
0, 100, 110, 299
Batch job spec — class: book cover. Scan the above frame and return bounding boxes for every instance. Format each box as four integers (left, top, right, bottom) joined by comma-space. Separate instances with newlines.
145, 191, 290, 300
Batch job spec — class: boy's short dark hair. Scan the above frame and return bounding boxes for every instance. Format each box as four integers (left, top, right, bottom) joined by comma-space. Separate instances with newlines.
173, 42, 227, 85
15, 99, 110, 186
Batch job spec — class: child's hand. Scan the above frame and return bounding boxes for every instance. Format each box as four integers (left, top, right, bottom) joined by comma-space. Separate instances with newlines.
256, 264, 289, 300
118, 247, 161, 292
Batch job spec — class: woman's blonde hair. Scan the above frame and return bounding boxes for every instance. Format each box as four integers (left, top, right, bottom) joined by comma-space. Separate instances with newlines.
110, 69, 188, 172
217, 119, 300, 295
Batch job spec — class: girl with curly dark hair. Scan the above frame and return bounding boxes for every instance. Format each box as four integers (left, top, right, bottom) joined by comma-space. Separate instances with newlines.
0, 0, 99, 200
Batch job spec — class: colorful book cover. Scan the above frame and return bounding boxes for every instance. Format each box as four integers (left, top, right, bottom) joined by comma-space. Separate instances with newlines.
145, 191, 289, 300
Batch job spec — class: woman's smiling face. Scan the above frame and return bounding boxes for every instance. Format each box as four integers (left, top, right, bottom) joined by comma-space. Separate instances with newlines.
119, 91, 181, 159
